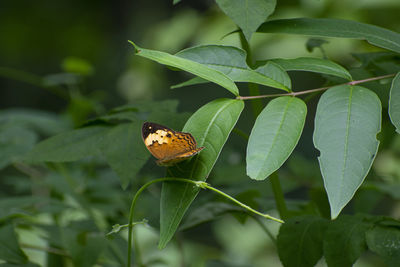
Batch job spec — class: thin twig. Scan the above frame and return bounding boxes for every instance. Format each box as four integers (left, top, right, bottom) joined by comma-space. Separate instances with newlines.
237, 73, 396, 100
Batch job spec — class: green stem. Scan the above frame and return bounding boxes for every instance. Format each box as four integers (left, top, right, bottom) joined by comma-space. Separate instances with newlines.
126, 178, 283, 267
239, 30, 264, 117
269, 172, 289, 220
232, 127, 249, 141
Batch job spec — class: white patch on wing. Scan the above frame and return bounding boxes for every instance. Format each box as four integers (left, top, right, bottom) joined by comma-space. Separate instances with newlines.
144, 130, 170, 146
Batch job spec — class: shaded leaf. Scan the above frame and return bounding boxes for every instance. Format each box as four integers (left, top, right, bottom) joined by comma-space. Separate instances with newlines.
247, 96, 307, 180
24, 126, 108, 162
0, 224, 28, 264
129, 42, 238, 95
313, 85, 381, 218
366, 226, 400, 267
258, 18, 400, 53
277, 215, 327, 267
159, 98, 244, 248
0, 108, 71, 136
324, 215, 372, 267
100, 123, 150, 189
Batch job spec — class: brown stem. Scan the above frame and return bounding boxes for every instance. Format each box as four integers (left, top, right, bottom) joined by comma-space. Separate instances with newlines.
237, 73, 396, 100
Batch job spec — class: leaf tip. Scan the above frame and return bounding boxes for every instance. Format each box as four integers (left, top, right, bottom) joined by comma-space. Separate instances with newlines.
128, 40, 140, 53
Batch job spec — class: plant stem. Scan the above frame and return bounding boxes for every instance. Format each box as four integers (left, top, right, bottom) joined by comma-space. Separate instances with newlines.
126, 177, 284, 267
269, 172, 289, 220
239, 30, 264, 117
237, 73, 396, 100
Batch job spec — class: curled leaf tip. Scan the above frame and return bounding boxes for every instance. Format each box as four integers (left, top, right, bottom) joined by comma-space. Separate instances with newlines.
127, 40, 140, 53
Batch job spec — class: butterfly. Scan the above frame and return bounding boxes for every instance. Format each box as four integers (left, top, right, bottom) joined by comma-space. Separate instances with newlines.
141, 122, 205, 166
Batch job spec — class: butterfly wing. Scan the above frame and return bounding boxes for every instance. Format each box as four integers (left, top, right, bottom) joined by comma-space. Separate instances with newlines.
142, 122, 203, 165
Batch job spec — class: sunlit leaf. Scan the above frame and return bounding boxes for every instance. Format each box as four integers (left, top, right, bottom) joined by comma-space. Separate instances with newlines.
159, 98, 244, 248
176, 45, 290, 91
129, 41, 239, 95
247, 96, 307, 180
313, 85, 381, 219
267, 57, 352, 81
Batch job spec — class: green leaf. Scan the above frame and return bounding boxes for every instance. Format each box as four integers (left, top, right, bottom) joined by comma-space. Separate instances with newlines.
24, 126, 108, 162
216, 0, 276, 41
176, 45, 291, 91
171, 76, 208, 89
247, 96, 307, 180
257, 18, 400, 54
366, 226, 400, 266
313, 85, 381, 219
277, 215, 327, 267
129, 42, 239, 96
100, 123, 150, 189
389, 72, 400, 133
0, 224, 28, 264
159, 98, 244, 248
324, 215, 372, 266
0, 109, 70, 136
267, 57, 352, 81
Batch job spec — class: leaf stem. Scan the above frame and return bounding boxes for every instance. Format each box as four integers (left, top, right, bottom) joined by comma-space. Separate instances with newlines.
269, 172, 289, 220
237, 73, 396, 100
126, 177, 284, 267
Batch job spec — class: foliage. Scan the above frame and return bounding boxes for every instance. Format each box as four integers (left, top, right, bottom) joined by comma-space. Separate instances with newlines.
1, 0, 400, 266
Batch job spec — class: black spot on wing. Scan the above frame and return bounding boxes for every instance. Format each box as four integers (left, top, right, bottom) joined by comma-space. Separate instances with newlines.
142, 122, 172, 140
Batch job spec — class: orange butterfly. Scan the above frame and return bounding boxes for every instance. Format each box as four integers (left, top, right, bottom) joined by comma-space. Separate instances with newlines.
142, 122, 205, 166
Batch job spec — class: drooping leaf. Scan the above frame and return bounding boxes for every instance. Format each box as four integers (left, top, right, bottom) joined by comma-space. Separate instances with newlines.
266, 57, 352, 81
324, 215, 372, 266
389, 72, 400, 133
159, 98, 244, 248
313, 85, 381, 219
175, 45, 290, 91
129, 41, 239, 96
366, 226, 400, 267
277, 215, 327, 267
0, 224, 28, 264
216, 0, 276, 41
247, 96, 307, 180
257, 18, 400, 54
100, 123, 150, 189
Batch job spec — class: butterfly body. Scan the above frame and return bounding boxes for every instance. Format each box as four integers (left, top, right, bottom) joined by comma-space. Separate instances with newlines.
142, 122, 204, 166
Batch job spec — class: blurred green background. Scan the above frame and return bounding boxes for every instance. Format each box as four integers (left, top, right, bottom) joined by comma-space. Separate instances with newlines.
1, 0, 400, 266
